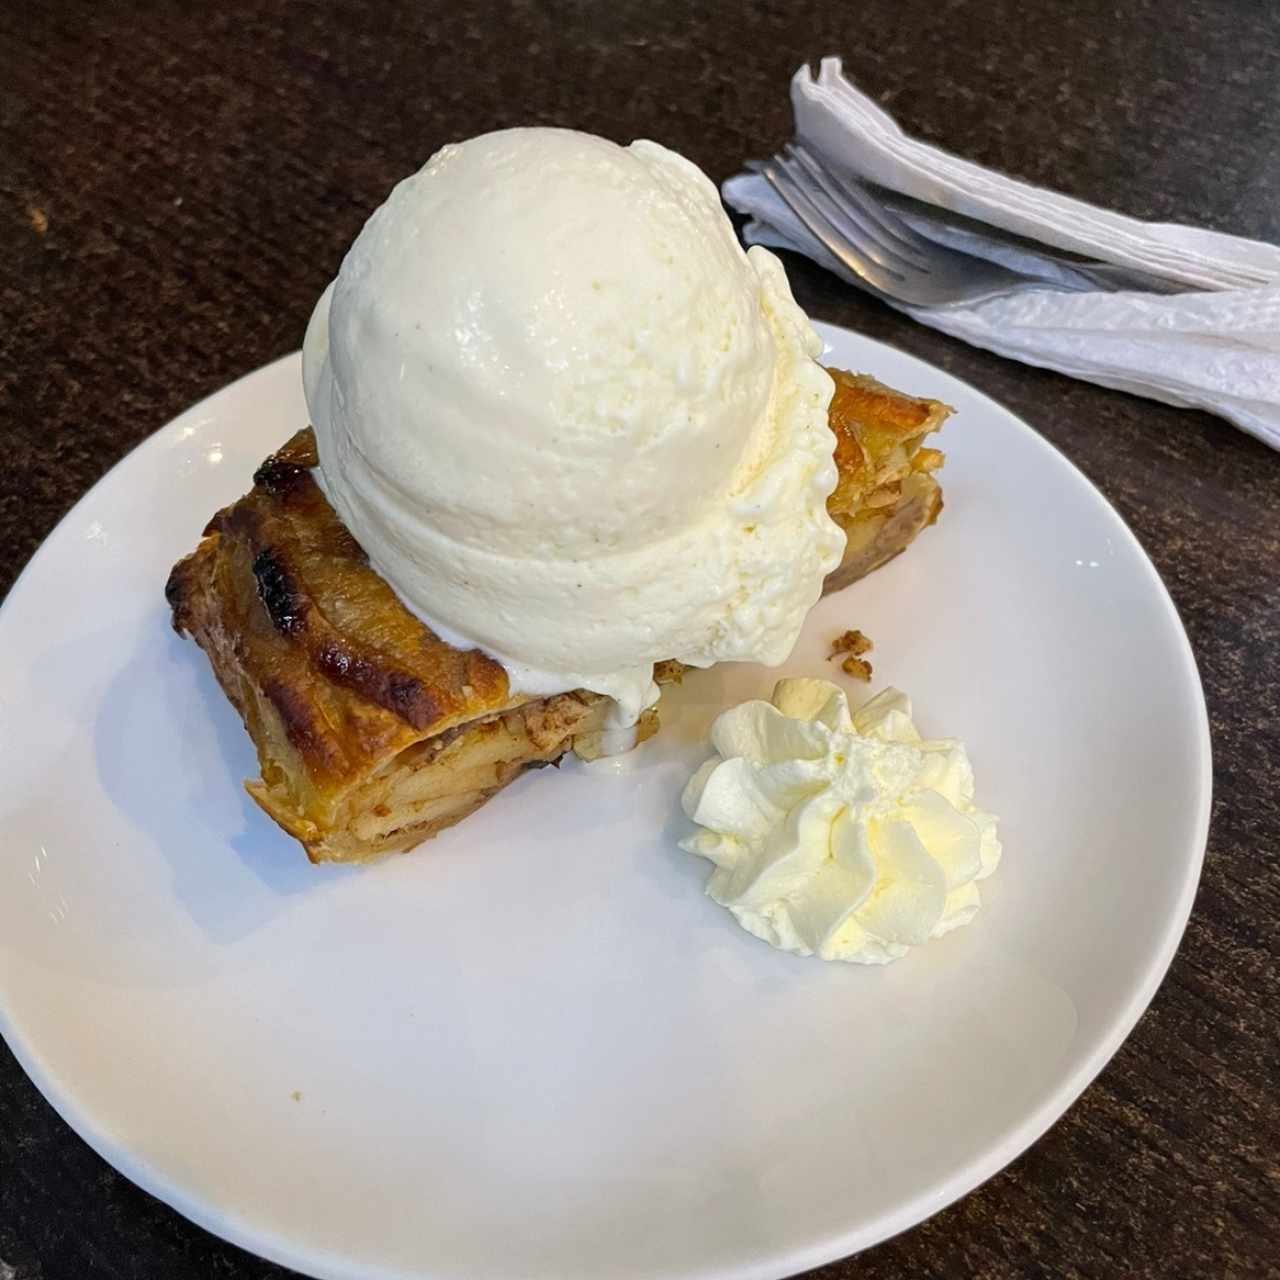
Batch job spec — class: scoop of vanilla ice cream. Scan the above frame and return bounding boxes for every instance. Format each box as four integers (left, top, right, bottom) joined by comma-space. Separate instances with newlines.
303, 127, 843, 724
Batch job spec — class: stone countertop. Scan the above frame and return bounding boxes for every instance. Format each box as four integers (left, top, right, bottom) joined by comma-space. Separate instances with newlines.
1, 1, 1277, 1277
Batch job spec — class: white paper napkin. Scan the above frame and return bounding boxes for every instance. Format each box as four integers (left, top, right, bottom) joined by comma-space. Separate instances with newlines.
722, 57, 1280, 450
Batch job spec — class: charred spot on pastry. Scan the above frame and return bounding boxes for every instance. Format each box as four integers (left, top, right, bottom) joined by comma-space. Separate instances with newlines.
315, 642, 352, 679
253, 454, 312, 498
164, 561, 186, 608
254, 429, 322, 497
314, 640, 439, 730
252, 548, 308, 635
249, 430, 320, 494
385, 671, 436, 725
164, 558, 193, 630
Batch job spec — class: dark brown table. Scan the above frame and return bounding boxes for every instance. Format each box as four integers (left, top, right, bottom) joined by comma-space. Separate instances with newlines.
2, 2, 1277, 1277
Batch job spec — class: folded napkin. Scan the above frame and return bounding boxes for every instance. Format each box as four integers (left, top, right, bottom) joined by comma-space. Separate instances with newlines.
723, 57, 1280, 450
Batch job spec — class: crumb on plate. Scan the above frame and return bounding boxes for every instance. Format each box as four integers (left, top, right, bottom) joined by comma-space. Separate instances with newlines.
840, 654, 873, 681
828, 629, 874, 682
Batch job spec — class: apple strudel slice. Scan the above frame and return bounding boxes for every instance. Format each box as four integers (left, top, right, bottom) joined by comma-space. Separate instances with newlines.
166, 367, 951, 864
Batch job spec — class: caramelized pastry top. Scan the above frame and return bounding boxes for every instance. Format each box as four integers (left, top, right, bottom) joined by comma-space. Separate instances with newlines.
166, 369, 951, 812
166, 429, 518, 797
826, 370, 952, 519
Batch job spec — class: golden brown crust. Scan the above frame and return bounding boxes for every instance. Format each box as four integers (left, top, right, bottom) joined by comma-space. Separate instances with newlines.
826, 369, 953, 519
821, 369, 949, 593
168, 432, 516, 772
166, 366, 951, 863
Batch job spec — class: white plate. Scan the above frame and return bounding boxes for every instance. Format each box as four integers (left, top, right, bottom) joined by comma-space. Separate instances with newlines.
0, 325, 1210, 1280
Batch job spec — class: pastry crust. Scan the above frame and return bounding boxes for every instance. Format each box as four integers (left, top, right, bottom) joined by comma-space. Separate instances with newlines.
166, 368, 951, 863
823, 369, 948, 592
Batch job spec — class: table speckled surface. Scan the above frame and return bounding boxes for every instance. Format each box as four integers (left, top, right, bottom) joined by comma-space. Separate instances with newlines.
2, 2, 1278, 1277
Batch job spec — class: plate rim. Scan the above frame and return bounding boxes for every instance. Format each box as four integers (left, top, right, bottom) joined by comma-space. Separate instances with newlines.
0, 327, 1213, 1280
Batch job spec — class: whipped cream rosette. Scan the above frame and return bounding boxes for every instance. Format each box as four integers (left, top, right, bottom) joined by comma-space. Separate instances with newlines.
681, 678, 1001, 964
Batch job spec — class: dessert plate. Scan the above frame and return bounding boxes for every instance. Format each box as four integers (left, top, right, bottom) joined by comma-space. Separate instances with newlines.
0, 325, 1211, 1280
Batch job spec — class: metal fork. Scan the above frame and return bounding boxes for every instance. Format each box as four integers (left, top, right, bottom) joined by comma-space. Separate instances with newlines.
748, 143, 1100, 308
